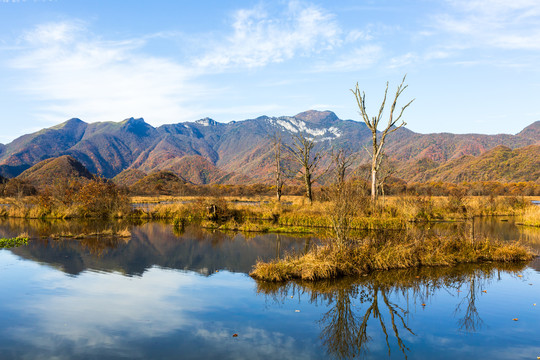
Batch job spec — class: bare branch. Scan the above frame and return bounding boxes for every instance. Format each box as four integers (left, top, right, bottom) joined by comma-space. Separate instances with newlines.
352, 75, 413, 203
286, 132, 323, 204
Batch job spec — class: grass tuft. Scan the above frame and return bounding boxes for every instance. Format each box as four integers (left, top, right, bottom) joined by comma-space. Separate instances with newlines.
250, 235, 535, 282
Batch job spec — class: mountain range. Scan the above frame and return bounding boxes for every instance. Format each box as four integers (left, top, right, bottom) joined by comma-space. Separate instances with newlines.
1, 110, 539, 185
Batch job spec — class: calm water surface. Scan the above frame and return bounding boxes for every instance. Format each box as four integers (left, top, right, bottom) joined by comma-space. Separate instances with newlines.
0, 218, 539, 359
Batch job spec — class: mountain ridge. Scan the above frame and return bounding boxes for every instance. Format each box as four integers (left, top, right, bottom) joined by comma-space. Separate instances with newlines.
1, 111, 538, 184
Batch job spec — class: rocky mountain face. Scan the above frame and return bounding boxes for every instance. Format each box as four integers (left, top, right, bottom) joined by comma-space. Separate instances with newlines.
0, 110, 538, 184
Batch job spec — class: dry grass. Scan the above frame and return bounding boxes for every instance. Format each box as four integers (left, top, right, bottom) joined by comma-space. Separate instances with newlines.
144, 195, 538, 234
519, 205, 540, 227
255, 260, 528, 297
48, 227, 132, 239
250, 235, 535, 282
2, 194, 537, 233
131, 195, 303, 205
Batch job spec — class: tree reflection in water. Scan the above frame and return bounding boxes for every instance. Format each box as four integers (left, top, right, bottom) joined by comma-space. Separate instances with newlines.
454, 270, 484, 333
256, 262, 526, 359
318, 280, 414, 359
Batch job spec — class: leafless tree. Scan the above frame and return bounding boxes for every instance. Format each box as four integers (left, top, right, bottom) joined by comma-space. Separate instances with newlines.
270, 133, 285, 202
376, 155, 396, 202
328, 148, 357, 248
351, 75, 414, 204
332, 148, 355, 190
286, 132, 323, 204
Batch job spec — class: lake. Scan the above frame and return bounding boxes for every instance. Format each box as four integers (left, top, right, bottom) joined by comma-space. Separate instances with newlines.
0, 218, 539, 359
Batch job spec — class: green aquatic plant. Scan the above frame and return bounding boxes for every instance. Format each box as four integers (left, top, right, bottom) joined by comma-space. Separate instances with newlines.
0, 237, 29, 248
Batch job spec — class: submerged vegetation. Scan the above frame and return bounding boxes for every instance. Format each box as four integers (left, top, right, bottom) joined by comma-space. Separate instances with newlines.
0, 236, 28, 248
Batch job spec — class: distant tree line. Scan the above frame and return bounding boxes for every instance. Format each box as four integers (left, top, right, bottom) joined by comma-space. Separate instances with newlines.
1, 171, 539, 202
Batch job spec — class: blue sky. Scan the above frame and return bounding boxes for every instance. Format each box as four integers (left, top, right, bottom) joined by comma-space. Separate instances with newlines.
1, 0, 540, 143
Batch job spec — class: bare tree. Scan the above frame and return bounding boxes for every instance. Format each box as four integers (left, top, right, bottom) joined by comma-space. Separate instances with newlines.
332, 148, 354, 190
376, 155, 396, 202
351, 75, 414, 204
286, 132, 323, 204
270, 133, 285, 202
328, 148, 357, 249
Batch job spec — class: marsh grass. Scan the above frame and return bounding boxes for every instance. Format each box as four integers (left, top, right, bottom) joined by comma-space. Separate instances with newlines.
143, 195, 539, 237
48, 227, 132, 239
2, 194, 537, 234
519, 205, 540, 227
255, 260, 528, 297
250, 234, 535, 282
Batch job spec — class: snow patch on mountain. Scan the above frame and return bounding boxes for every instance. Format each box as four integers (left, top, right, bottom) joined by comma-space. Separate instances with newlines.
267, 117, 342, 141
276, 119, 298, 133
195, 118, 218, 127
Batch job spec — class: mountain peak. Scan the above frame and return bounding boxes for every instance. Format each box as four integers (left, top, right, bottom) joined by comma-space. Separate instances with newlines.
294, 110, 338, 125
50, 118, 87, 130
121, 117, 146, 125
517, 120, 540, 142
120, 117, 154, 136
195, 117, 219, 126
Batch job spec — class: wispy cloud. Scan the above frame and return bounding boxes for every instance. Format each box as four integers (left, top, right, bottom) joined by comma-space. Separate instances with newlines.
194, 2, 344, 70
8, 20, 204, 125
3, 1, 379, 129
312, 45, 382, 72
388, 52, 418, 69
434, 0, 540, 50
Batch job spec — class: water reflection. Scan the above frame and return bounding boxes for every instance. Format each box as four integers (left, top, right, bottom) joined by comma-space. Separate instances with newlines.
0, 217, 539, 359
0, 216, 539, 276
256, 262, 528, 359
0, 219, 309, 276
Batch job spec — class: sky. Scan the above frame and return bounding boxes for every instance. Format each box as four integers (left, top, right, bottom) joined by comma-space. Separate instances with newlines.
1, 0, 540, 144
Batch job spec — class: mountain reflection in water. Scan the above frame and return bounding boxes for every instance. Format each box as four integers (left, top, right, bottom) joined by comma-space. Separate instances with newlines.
1, 219, 310, 276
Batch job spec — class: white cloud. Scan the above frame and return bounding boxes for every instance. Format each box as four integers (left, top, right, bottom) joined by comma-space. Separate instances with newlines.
435, 0, 540, 50
3, 2, 379, 131
312, 45, 382, 72
345, 29, 373, 42
22, 21, 86, 45
388, 52, 418, 69
8, 21, 205, 125
194, 2, 343, 70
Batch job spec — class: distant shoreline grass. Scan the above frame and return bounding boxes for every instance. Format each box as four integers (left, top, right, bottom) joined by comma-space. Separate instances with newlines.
250, 236, 536, 282
0, 195, 538, 234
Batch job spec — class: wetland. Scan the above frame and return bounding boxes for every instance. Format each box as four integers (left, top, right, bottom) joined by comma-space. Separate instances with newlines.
0, 217, 539, 359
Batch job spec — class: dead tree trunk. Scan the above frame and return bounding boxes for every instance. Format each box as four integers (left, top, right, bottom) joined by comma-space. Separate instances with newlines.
351, 75, 414, 204
287, 132, 322, 205
332, 148, 354, 190
271, 133, 285, 202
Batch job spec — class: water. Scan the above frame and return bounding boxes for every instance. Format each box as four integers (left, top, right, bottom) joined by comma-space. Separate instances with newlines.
0, 218, 539, 359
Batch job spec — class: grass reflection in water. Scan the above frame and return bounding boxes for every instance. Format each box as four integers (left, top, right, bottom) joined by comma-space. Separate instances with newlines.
256, 262, 527, 359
